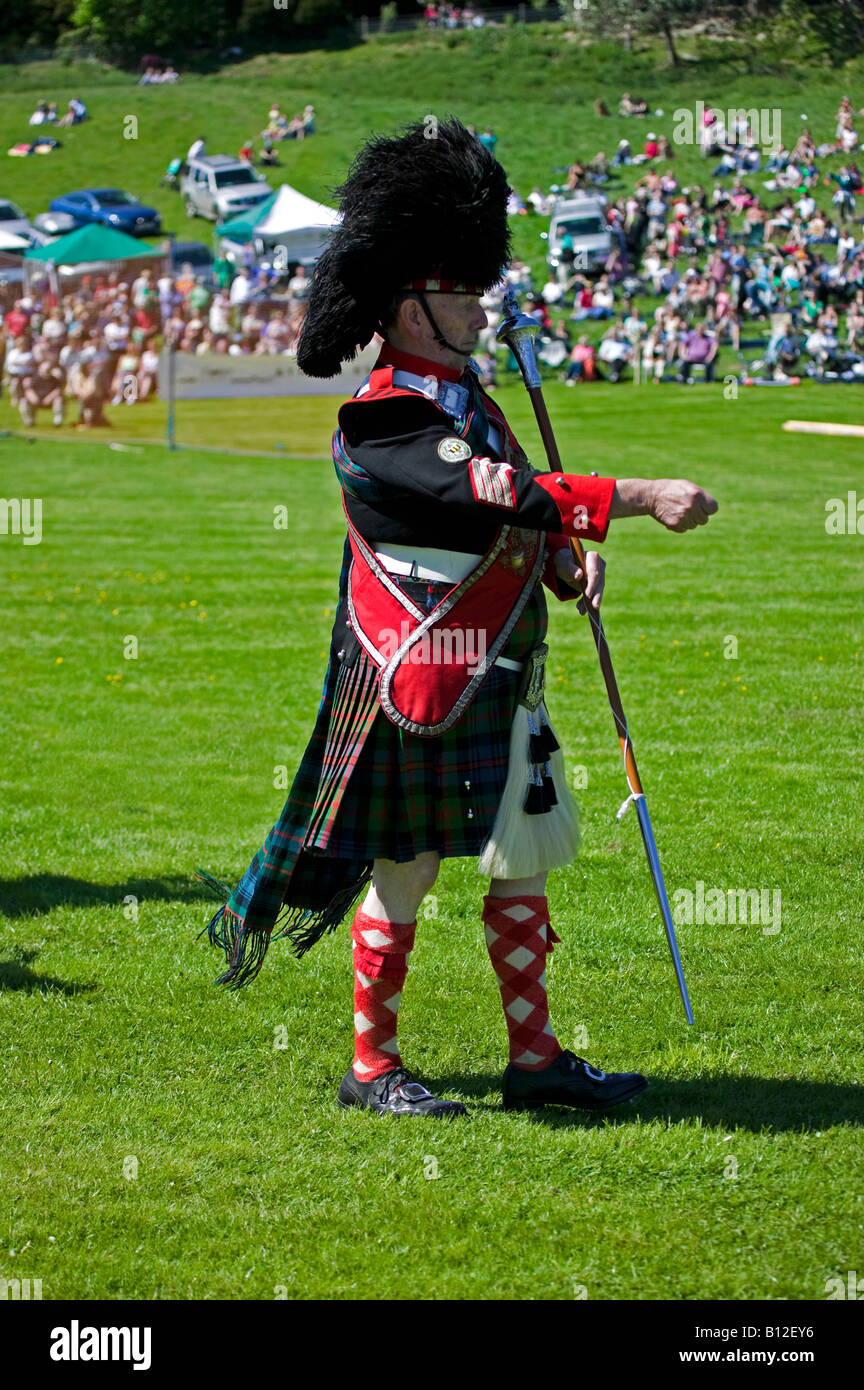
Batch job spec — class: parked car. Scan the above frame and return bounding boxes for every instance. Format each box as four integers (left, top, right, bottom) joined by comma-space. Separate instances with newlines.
33, 210, 77, 236
168, 239, 216, 288
545, 195, 611, 276
181, 155, 272, 223
0, 199, 33, 240
49, 188, 162, 236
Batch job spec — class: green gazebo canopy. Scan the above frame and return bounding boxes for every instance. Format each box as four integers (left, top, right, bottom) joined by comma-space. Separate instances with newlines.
25, 223, 161, 264
217, 192, 278, 242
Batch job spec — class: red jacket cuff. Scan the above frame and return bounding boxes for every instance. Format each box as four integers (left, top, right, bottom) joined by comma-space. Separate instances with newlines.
532, 473, 615, 543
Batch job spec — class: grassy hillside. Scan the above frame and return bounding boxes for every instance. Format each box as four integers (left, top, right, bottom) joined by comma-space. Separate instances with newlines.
2, 30, 864, 287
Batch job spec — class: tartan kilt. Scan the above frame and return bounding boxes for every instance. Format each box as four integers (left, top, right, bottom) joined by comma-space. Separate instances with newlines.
305, 576, 549, 863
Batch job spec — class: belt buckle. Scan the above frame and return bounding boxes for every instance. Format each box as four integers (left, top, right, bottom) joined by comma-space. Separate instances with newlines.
517, 642, 548, 712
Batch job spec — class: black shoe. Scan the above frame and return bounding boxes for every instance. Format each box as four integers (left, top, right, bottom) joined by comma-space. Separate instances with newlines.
502, 1050, 648, 1112
337, 1065, 467, 1117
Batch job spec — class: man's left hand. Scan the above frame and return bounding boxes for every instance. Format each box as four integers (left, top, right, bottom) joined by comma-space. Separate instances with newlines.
553, 546, 606, 612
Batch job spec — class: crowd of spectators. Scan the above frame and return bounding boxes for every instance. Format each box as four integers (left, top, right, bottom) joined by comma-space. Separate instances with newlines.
496, 92, 864, 385
138, 66, 180, 85
6, 90, 864, 424
423, 5, 487, 28
0, 258, 313, 428
28, 97, 88, 127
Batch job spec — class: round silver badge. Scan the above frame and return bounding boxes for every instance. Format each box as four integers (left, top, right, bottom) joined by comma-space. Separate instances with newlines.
438, 437, 472, 462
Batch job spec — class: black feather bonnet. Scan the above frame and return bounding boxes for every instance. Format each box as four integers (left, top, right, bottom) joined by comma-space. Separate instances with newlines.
297, 117, 510, 378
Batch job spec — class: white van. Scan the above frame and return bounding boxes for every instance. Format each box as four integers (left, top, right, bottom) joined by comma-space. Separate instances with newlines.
546, 196, 611, 276
181, 155, 272, 223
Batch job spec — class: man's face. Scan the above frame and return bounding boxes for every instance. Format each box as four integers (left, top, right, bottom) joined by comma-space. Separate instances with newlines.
414, 291, 488, 362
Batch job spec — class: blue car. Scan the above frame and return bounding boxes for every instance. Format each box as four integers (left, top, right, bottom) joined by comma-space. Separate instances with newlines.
49, 188, 162, 236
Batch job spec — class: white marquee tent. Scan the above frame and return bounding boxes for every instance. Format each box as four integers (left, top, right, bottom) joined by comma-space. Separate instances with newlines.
220, 182, 339, 266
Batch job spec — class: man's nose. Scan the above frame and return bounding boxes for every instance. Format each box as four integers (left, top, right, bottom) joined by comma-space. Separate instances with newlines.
472, 305, 488, 330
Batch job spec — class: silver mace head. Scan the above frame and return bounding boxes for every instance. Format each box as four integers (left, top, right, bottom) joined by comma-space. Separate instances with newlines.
496, 289, 542, 389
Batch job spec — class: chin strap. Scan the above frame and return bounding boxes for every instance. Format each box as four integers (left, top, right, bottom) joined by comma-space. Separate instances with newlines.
414, 289, 473, 358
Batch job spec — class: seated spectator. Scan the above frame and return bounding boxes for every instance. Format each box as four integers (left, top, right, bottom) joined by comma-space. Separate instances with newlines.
611, 139, 632, 168
19, 358, 66, 426
5, 300, 31, 339
110, 349, 142, 404
288, 265, 311, 301
805, 322, 840, 373
791, 128, 816, 164
565, 336, 598, 384
713, 296, 740, 350
29, 100, 49, 127
5, 332, 35, 404
259, 310, 291, 352
838, 115, 859, 154
619, 92, 648, 117
40, 309, 67, 346
767, 320, 802, 377
847, 304, 864, 351
588, 150, 609, 182
640, 325, 667, 383
765, 143, 789, 173
229, 266, 254, 307
677, 322, 718, 382
71, 359, 108, 427
597, 322, 631, 382
644, 132, 659, 161
527, 186, 551, 214
208, 292, 232, 336
565, 160, 586, 192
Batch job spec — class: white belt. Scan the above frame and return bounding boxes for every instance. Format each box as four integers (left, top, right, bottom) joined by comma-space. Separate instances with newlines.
374, 544, 483, 584
373, 543, 523, 672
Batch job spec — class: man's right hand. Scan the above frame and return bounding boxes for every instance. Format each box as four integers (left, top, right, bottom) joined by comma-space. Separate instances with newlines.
611, 477, 718, 531
646, 478, 718, 532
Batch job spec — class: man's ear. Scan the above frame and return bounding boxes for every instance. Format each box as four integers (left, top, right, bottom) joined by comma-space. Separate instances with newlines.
396, 294, 427, 344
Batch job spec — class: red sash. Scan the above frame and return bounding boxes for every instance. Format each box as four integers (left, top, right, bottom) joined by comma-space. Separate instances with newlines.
345, 509, 543, 735
339, 365, 543, 735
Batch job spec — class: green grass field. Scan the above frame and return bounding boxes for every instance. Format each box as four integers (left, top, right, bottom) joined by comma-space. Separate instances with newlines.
2, 379, 863, 1300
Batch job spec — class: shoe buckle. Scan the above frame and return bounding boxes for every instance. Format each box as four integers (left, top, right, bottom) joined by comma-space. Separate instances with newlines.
583, 1062, 606, 1081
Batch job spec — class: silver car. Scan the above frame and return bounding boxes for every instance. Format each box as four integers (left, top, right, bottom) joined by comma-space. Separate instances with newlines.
181, 155, 272, 223
0, 199, 33, 242
546, 196, 611, 277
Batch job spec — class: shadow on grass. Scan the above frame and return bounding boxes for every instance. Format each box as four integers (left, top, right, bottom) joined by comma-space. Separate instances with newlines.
430, 1071, 864, 1133
0, 873, 218, 918
0, 948, 97, 997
